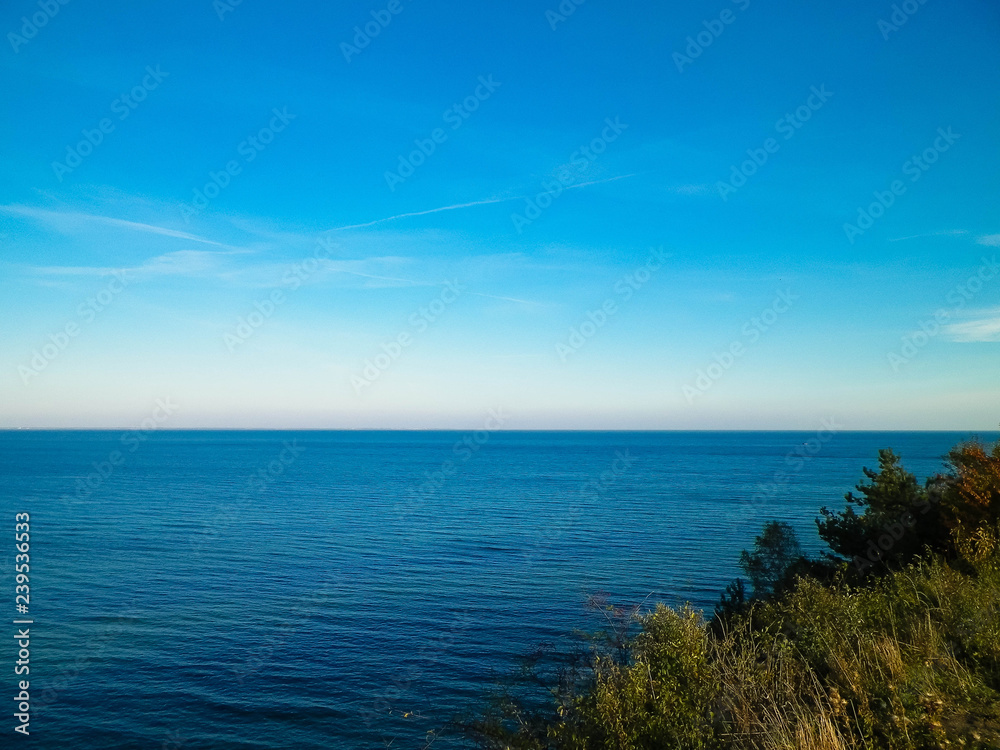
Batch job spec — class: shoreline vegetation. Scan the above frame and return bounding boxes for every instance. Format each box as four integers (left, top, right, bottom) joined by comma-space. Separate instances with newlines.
464, 436, 1000, 749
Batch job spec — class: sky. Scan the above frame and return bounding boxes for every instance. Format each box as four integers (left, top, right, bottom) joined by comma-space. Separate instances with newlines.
0, 0, 998, 430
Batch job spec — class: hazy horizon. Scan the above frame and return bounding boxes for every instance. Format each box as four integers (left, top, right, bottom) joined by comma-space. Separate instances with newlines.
2, 0, 998, 430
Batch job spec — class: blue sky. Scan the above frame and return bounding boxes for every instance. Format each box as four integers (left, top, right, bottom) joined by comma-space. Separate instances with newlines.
1, 0, 998, 429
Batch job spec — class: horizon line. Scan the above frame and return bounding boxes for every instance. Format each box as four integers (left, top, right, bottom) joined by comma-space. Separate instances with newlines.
1, 428, 997, 433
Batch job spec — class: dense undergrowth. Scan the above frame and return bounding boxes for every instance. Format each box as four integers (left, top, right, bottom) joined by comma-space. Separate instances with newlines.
465, 437, 1000, 750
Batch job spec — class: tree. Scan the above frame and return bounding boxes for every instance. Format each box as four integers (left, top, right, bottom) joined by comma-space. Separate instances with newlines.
739, 521, 804, 600
938, 440, 1000, 538
715, 521, 807, 624
816, 449, 949, 574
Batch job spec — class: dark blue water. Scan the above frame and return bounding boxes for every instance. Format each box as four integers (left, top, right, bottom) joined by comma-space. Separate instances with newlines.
0, 430, 994, 749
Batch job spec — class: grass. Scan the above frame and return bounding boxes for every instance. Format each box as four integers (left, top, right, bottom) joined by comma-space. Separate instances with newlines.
464, 438, 1000, 750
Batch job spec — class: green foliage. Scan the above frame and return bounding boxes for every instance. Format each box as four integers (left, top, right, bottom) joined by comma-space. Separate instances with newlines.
739, 520, 804, 600
713, 577, 747, 625
716, 522, 832, 625
466, 437, 1000, 750
939, 440, 1000, 537
569, 607, 718, 750
817, 448, 949, 575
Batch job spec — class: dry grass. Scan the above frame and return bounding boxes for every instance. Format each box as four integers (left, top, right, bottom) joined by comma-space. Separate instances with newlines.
467, 527, 1000, 750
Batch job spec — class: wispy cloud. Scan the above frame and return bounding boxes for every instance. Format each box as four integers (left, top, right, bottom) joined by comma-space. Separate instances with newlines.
469, 291, 548, 308
26, 251, 432, 290
888, 230, 969, 242
0, 205, 229, 247
327, 197, 520, 232
669, 183, 711, 196
29, 264, 122, 277
562, 173, 638, 192
945, 308, 1000, 342
327, 174, 639, 232
977, 234, 1000, 247
322, 265, 422, 287
28, 250, 251, 280
139, 250, 240, 275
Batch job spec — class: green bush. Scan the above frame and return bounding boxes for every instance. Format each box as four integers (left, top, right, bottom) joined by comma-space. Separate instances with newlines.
466, 436, 1000, 750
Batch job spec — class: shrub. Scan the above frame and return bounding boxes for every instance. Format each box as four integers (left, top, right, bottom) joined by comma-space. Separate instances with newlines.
817, 449, 949, 575
466, 436, 1000, 750
938, 440, 1000, 539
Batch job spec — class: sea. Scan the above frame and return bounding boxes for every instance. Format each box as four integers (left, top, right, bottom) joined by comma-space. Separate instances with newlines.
0, 429, 995, 749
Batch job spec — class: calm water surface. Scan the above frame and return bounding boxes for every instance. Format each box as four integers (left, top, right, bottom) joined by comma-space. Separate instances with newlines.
0, 430, 994, 749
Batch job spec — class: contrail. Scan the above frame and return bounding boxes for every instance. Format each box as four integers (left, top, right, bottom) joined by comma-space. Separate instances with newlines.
0, 204, 229, 247
888, 230, 968, 242
469, 291, 546, 307
562, 173, 637, 192
327, 197, 518, 232
330, 268, 423, 286
327, 173, 638, 232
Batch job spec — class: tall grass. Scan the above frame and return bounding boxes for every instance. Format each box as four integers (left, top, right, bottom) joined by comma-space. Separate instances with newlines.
466, 440, 1000, 750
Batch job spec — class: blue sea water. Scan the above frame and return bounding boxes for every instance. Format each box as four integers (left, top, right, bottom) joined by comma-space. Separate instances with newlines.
0, 429, 995, 749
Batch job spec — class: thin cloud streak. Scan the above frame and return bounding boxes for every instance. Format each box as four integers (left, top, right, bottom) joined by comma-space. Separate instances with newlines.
0, 204, 229, 247
888, 230, 969, 242
945, 309, 1000, 343
327, 267, 424, 286
562, 173, 638, 192
468, 291, 549, 307
326, 173, 639, 232
327, 197, 518, 232
25, 252, 439, 291
26, 250, 243, 279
